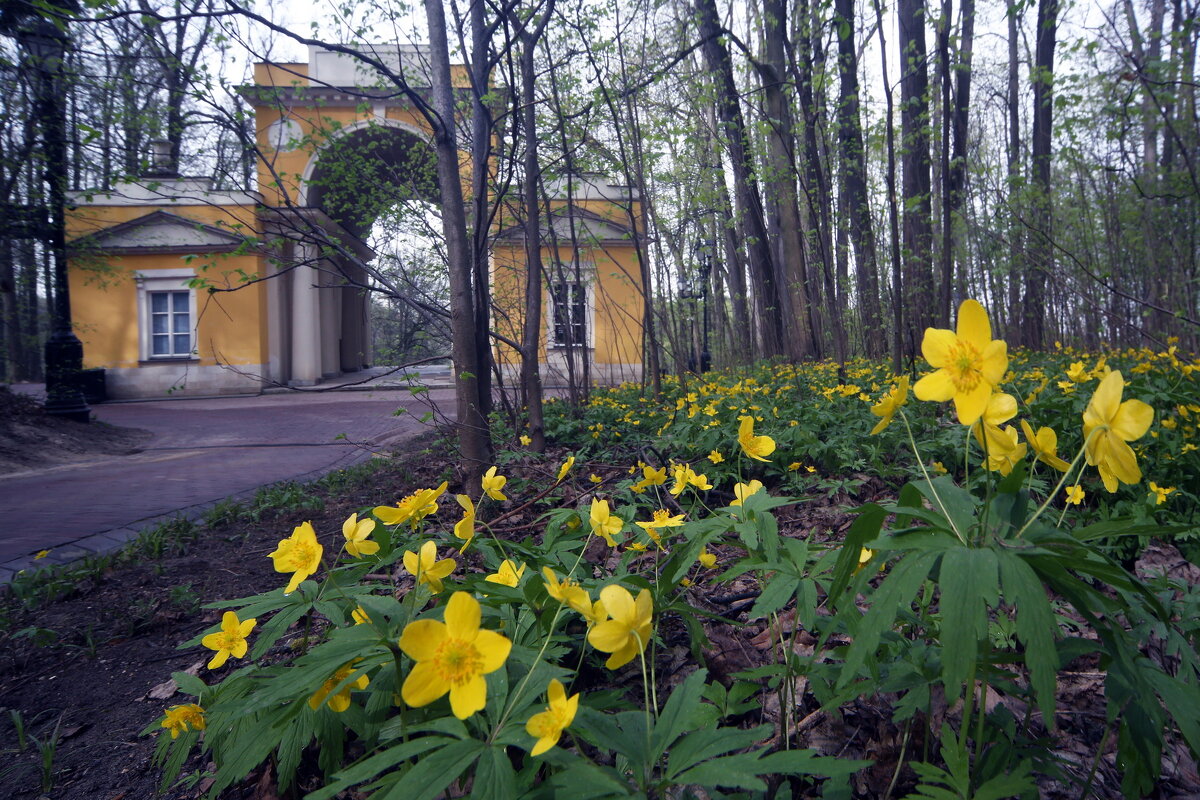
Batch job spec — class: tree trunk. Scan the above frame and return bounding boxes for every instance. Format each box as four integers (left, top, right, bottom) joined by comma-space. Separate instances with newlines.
899, 0, 935, 354
1023, 0, 1058, 350
834, 0, 884, 357
518, 27, 547, 451
424, 0, 493, 479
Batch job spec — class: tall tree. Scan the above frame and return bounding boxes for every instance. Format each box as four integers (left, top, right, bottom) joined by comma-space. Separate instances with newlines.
1023, 0, 1058, 349
898, 0, 935, 354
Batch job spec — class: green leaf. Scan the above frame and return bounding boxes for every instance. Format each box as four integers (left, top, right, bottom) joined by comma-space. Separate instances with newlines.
827, 503, 886, 607
671, 750, 768, 791
997, 551, 1059, 723
378, 738, 484, 800
307, 737, 455, 800
839, 551, 938, 689
914, 477, 977, 535
470, 745, 516, 800
938, 548, 998, 701
749, 575, 800, 620
666, 724, 767, 779
171, 670, 208, 699
650, 669, 710, 760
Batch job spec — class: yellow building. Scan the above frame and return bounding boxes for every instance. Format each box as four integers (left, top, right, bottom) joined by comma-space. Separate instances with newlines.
66, 45, 645, 399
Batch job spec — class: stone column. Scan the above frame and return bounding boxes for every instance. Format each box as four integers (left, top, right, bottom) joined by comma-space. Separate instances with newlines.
320, 265, 340, 377
289, 242, 322, 385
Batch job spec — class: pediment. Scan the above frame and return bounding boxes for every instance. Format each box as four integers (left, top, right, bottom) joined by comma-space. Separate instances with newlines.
495, 206, 635, 246
69, 210, 249, 255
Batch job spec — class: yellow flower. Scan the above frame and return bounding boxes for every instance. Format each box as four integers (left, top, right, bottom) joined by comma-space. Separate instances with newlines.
787, 462, 801, 471
707, 450, 725, 464
453, 494, 475, 550
869, 375, 910, 434
629, 541, 649, 552
202, 610, 257, 670
556, 456, 575, 482
805, 465, 816, 474
342, 513, 379, 558
526, 679, 580, 756
1066, 361, 1088, 382
587, 585, 653, 669
579, 597, 607, 627
1082, 371, 1154, 492
640, 465, 668, 486
856, 547, 873, 573
374, 482, 449, 527
351, 606, 371, 625
913, 299, 1009, 425
698, 548, 717, 569
269, 521, 324, 594
982, 425, 1027, 476
1148, 482, 1175, 505
731, 480, 764, 507
589, 473, 603, 484
403, 540, 456, 593
161, 703, 205, 739
308, 661, 369, 713
589, 498, 624, 546
34, 549, 49, 560
485, 559, 526, 587
932, 461, 948, 475
482, 466, 508, 501
737, 415, 776, 462
1019, 420, 1070, 472
520, 434, 532, 446
398, 592, 512, 719
1065, 484, 1085, 505
635, 509, 685, 533
542, 566, 591, 615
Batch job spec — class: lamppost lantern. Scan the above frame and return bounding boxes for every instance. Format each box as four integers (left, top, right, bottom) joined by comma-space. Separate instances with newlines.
13, 6, 91, 421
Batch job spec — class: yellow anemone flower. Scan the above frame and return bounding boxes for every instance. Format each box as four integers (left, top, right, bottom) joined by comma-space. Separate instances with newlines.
1065, 484, 1085, 505
308, 661, 369, 713
482, 466, 508, 501
269, 521, 324, 594
1066, 361, 1088, 383
707, 450, 725, 464
982, 425, 1027, 476
485, 559, 526, 587
373, 482, 448, 527
731, 480, 764, 507
341, 513, 379, 558
351, 606, 371, 625
1019, 420, 1070, 472
542, 566, 591, 615
402, 540, 456, 594
556, 456, 575, 482
737, 415, 776, 462
201, 610, 257, 670
970, 392, 1018, 453
913, 299, 1009, 425
161, 704, 205, 739
526, 679, 580, 756
635, 509, 685, 533
1082, 371, 1154, 492
453, 494, 476, 550
698, 548, 717, 569
398, 592, 512, 719
640, 465, 668, 486
587, 585, 654, 669
589, 498, 624, 546
520, 435, 532, 446
1148, 482, 1175, 505
869, 375, 910, 434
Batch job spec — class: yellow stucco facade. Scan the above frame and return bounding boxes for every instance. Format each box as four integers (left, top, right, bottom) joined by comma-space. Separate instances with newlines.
64, 45, 645, 399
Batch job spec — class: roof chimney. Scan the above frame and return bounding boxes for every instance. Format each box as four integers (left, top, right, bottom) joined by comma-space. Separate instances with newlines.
145, 139, 177, 177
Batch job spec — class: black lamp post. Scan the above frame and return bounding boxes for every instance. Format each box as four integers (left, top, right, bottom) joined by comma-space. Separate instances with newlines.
698, 238, 713, 373
19, 14, 90, 421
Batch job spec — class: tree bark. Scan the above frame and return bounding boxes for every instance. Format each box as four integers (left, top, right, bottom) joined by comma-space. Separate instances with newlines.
1023, 0, 1058, 350
899, 0, 935, 354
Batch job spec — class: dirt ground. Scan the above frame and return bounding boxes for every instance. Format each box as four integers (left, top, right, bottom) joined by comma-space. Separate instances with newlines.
0, 388, 152, 475
0, 424, 1197, 798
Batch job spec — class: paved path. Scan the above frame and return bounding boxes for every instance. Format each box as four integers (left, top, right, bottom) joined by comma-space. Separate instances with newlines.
0, 385, 455, 582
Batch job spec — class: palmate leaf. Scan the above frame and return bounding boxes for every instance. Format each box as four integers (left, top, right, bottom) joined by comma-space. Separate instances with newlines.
470, 745, 515, 800
838, 550, 939, 689
938, 547, 998, 702
996, 551, 1058, 723
376, 738, 485, 800
649, 668, 709, 760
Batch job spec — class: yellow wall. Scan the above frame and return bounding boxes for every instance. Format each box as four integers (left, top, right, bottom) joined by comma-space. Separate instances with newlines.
67, 203, 268, 370
491, 241, 645, 367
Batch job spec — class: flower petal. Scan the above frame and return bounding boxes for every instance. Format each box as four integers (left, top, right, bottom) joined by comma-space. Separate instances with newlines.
588, 620, 630, 653
914, 369, 956, 402
955, 299, 992, 348
474, 628, 512, 673
598, 585, 635, 623
979, 341, 1008, 385
449, 675, 487, 719
444, 592, 480, 638
605, 640, 638, 669
402, 660, 448, 708
398, 619, 447, 661
1110, 399, 1154, 442
921, 328, 957, 367
1088, 371, 1124, 425
954, 381, 992, 426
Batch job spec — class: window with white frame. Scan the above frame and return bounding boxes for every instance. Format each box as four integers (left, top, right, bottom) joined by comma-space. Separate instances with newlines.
135, 269, 197, 361
549, 281, 587, 347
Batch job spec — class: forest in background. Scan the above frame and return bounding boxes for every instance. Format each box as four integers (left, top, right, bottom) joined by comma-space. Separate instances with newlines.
1, 0, 1196, 384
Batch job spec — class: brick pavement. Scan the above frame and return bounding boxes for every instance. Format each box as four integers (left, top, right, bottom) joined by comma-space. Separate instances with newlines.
0, 386, 456, 583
